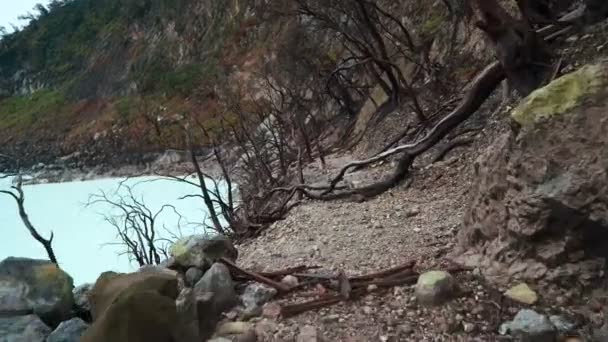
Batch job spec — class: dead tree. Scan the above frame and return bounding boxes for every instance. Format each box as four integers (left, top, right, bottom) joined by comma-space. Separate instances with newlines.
294, 0, 427, 123
0, 174, 58, 264
473, 0, 552, 95
87, 182, 182, 266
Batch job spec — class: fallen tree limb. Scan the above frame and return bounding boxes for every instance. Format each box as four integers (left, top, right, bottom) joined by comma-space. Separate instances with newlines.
258, 265, 322, 278
280, 272, 418, 318
318, 61, 505, 197
311, 10, 581, 200
431, 138, 475, 164
349, 260, 416, 282
221, 257, 291, 292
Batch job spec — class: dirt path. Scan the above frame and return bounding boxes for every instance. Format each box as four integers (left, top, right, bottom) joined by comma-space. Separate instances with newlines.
235, 144, 512, 341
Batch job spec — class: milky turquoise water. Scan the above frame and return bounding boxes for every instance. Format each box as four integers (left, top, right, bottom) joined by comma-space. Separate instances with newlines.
0, 175, 221, 285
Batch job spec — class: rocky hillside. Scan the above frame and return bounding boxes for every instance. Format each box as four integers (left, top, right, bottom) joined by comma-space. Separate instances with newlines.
0, 0, 489, 171
0, 0, 305, 168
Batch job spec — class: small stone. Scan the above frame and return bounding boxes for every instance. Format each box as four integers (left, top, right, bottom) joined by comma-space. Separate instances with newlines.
322, 314, 340, 323
505, 283, 538, 305
414, 271, 456, 306
405, 207, 420, 218
463, 322, 475, 333
367, 284, 378, 292
281, 275, 299, 288
362, 306, 373, 315
262, 302, 282, 319
502, 309, 556, 342
242, 283, 277, 310
455, 313, 464, 322
549, 315, 576, 333
216, 321, 253, 336
297, 325, 319, 342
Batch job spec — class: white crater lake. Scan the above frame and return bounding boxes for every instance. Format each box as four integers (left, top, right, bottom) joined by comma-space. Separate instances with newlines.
0, 175, 224, 285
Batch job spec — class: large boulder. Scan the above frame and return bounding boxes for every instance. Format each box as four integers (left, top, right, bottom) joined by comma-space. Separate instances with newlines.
0, 314, 51, 342
170, 234, 238, 270
87, 271, 178, 320
455, 62, 608, 284
81, 271, 180, 342
47, 317, 89, 342
0, 257, 74, 325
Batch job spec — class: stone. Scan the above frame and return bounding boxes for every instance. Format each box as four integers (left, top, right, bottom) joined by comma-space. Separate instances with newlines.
208, 338, 232, 342
0, 257, 74, 326
549, 315, 576, 333
185, 267, 204, 287
137, 264, 178, 277
81, 271, 180, 342
456, 62, 608, 284
397, 323, 414, 336
73, 283, 93, 314
414, 271, 456, 305
47, 318, 89, 342
297, 325, 319, 342
235, 329, 258, 342
170, 234, 238, 270
216, 321, 254, 336
0, 315, 51, 342
262, 302, 282, 319
241, 282, 277, 311
405, 207, 420, 218
501, 309, 556, 342
463, 322, 475, 333
504, 283, 538, 305
194, 263, 237, 315
175, 288, 202, 342
87, 271, 178, 320
255, 319, 278, 339
281, 275, 299, 288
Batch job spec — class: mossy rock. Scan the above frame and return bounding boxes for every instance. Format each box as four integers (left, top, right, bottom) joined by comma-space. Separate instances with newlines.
511, 63, 608, 126
82, 271, 181, 342
0, 257, 74, 326
169, 234, 237, 270
88, 271, 178, 320
81, 290, 178, 342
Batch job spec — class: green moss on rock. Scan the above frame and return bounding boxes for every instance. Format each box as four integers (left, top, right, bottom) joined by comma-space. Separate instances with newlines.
511, 63, 607, 126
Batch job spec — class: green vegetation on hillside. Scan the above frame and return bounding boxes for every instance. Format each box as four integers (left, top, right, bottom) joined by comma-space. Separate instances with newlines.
0, 90, 66, 132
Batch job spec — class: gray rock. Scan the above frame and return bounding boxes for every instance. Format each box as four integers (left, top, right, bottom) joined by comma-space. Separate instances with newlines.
47, 318, 89, 342
501, 309, 556, 342
549, 315, 576, 333
170, 235, 238, 270
0, 315, 51, 342
241, 283, 277, 311
73, 283, 93, 313
0, 257, 74, 326
137, 264, 178, 277
414, 271, 456, 305
281, 275, 299, 288
297, 325, 319, 342
456, 62, 608, 284
185, 267, 204, 287
175, 288, 202, 342
194, 263, 237, 315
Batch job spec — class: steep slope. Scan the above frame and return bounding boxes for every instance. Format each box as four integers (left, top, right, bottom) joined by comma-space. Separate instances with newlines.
0, 0, 292, 167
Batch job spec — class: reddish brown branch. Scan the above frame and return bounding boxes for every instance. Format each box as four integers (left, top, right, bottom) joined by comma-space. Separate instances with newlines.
221, 257, 291, 292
